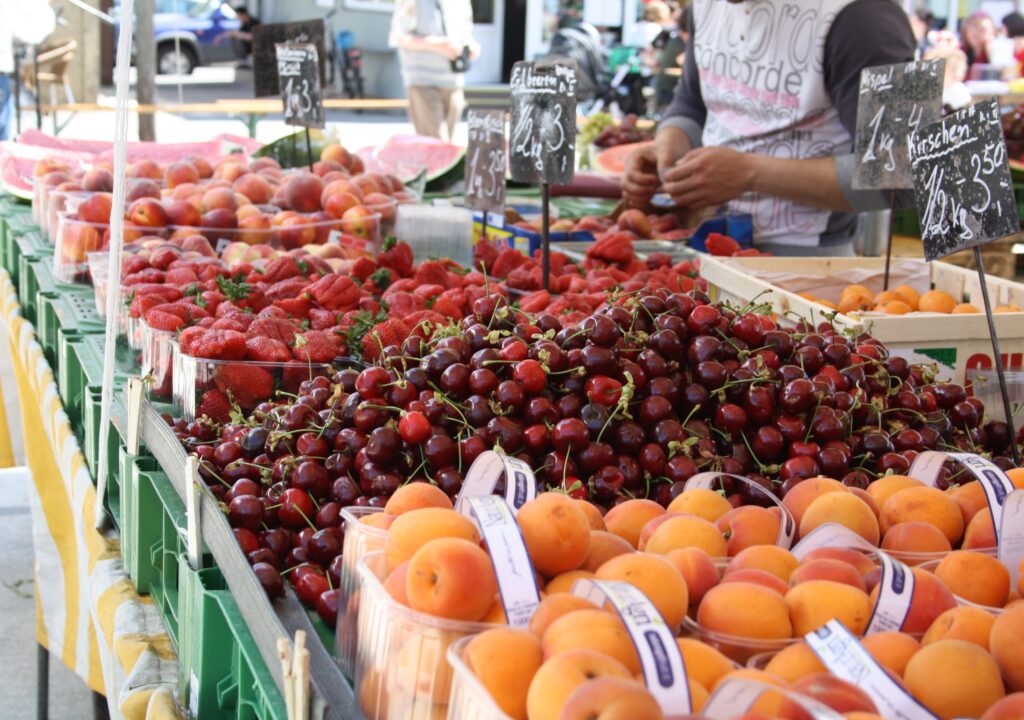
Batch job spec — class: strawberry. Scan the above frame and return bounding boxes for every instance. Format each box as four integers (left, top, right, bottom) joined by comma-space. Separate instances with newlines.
211, 316, 249, 332
519, 290, 552, 314
473, 239, 500, 273
124, 268, 166, 285
245, 336, 292, 363
507, 264, 543, 291
165, 267, 200, 286
274, 296, 312, 318
247, 317, 298, 345
308, 308, 338, 331
360, 318, 410, 362
705, 233, 741, 256
413, 260, 451, 289
196, 388, 232, 423
145, 309, 186, 331
431, 296, 463, 320
265, 277, 309, 302
307, 274, 359, 311
214, 364, 275, 410
383, 291, 425, 317
149, 246, 181, 270
403, 310, 446, 333
293, 330, 338, 363
351, 256, 376, 282
490, 248, 527, 279
413, 284, 445, 300
260, 256, 303, 284
191, 329, 247, 360
378, 237, 414, 278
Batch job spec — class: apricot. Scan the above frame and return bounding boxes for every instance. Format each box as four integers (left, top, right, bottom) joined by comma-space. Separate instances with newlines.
644, 514, 728, 557
990, 604, 1024, 691
482, 599, 508, 624
675, 638, 734, 691
879, 300, 913, 315
405, 538, 497, 621
558, 678, 662, 720
384, 482, 453, 515
716, 506, 782, 556
881, 521, 952, 562
581, 531, 635, 572
800, 492, 880, 545
952, 303, 981, 314
573, 498, 606, 530
879, 486, 964, 545
861, 631, 920, 677
949, 481, 989, 526
865, 474, 922, 508
525, 650, 632, 720
542, 609, 641, 674
713, 670, 787, 714
667, 488, 734, 522
384, 561, 410, 605
923, 606, 996, 649
721, 568, 790, 596
527, 594, 597, 638
360, 512, 395, 531
789, 559, 866, 591
893, 284, 921, 309
786, 580, 872, 636
595, 553, 689, 629
869, 567, 957, 635
918, 290, 958, 314
395, 626, 459, 699
785, 674, 878, 715
800, 547, 876, 576
727, 545, 799, 582
603, 499, 665, 548
697, 582, 793, 640
545, 570, 594, 595
763, 641, 826, 683
464, 628, 542, 720
905, 640, 1006, 719
664, 547, 720, 606
385, 507, 481, 571
839, 288, 874, 314
782, 477, 848, 527
935, 550, 1010, 607
963, 511, 998, 550
689, 678, 710, 714
849, 487, 880, 516
517, 493, 591, 577
981, 693, 1024, 720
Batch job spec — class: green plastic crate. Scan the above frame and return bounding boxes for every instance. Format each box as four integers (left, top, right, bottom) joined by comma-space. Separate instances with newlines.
146, 466, 191, 645
11, 225, 50, 291
118, 450, 161, 593
177, 560, 288, 720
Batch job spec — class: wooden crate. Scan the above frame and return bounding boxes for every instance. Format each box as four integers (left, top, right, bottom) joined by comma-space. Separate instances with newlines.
700, 256, 1024, 383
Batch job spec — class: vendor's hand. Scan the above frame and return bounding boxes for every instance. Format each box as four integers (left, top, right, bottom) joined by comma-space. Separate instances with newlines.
663, 146, 756, 209
621, 128, 690, 208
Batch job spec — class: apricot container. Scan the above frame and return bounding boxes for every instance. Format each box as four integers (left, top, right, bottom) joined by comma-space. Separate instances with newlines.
337, 506, 388, 679
680, 615, 796, 665
140, 321, 177, 400
445, 634, 513, 720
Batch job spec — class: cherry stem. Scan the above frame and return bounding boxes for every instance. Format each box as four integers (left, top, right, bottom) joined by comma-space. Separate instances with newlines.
291, 503, 317, 531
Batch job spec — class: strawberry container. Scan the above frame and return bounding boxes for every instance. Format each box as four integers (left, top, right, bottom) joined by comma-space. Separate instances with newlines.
141, 321, 177, 400
446, 635, 513, 720
355, 551, 498, 720
337, 506, 388, 679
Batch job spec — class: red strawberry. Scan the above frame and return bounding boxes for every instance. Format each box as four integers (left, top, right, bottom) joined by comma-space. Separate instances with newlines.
413, 284, 445, 300
351, 256, 376, 282
490, 248, 527, 279
214, 364, 275, 410
149, 246, 181, 270
191, 329, 247, 360
360, 319, 410, 362
274, 296, 312, 318
308, 308, 338, 331
196, 388, 232, 423
266, 276, 310, 301
124, 268, 166, 286
307, 274, 359, 311
247, 317, 298, 345
178, 326, 207, 355
403, 310, 446, 332
260, 256, 303, 284
211, 316, 249, 332
378, 237, 414, 278
507, 264, 543, 291
165, 267, 199, 286
705, 233, 741, 256
144, 309, 186, 331
245, 336, 292, 363
413, 260, 451, 289
293, 330, 338, 363
383, 291, 426, 317
431, 296, 463, 320
519, 290, 552, 314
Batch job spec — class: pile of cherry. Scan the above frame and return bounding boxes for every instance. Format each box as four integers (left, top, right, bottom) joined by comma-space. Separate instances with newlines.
169, 288, 1022, 620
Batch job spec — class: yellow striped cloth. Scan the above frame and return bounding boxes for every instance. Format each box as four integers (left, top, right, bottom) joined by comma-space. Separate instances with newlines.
0, 267, 183, 720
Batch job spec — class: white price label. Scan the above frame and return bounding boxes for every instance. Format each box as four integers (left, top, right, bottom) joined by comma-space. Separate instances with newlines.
215, 238, 231, 254
703, 678, 844, 720
865, 551, 915, 635
685, 472, 796, 548
1000, 489, 1024, 588
805, 620, 939, 720
572, 579, 691, 715
791, 522, 879, 560
456, 450, 537, 513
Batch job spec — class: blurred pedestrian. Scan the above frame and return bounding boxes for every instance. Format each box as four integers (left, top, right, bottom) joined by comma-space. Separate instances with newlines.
623, 1, 673, 48
216, 6, 261, 69
652, 5, 690, 111
0, 0, 55, 140
1003, 11, 1024, 77
390, 0, 479, 141
961, 12, 996, 75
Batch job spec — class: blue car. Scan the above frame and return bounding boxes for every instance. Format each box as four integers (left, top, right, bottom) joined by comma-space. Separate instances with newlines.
116, 0, 241, 74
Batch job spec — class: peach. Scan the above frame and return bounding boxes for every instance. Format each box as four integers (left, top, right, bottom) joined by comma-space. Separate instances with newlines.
981, 693, 1024, 720
525, 650, 632, 720
358, 666, 389, 719
323, 191, 362, 220
666, 488, 733, 522
385, 507, 480, 571
963, 511, 998, 550
557, 677, 662, 720
990, 604, 1024, 691
800, 547, 876, 576
320, 178, 364, 205
313, 160, 344, 177
81, 168, 113, 192
464, 628, 543, 720
618, 208, 653, 238
284, 172, 325, 213
727, 545, 799, 582
516, 493, 591, 577
545, 570, 594, 595
689, 678, 709, 714
164, 199, 203, 227
764, 642, 826, 683
785, 674, 878, 716
721, 568, 790, 596
215, 161, 247, 182
922, 606, 996, 649
636, 513, 674, 550
363, 192, 398, 224
595, 553, 688, 629
384, 561, 410, 605
697, 582, 793, 640
78, 192, 113, 224
384, 482, 453, 515
860, 631, 920, 677
527, 594, 597, 637
949, 481, 989, 526
201, 186, 237, 213
164, 161, 200, 188
580, 531, 634, 572
786, 580, 871, 636
676, 637, 734, 691
321, 142, 352, 168
129, 159, 162, 179
865, 474, 922, 508
664, 547, 720, 606
782, 477, 848, 526
573, 499, 606, 531
789, 559, 866, 591
644, 514, 727, 557
541, 609, 641, 674
869, 567, 957, 635
405, 537, 497, 621
340, 204, 378, 239
935, 550, 1010, 607
881, 521, 952, 561
233, 173, 274, 204
880, 486, 964, 545
237, 214, 272, 245
184, 155, 213, 178
716, 506, 781, 556
904, 640, 1006, 719
800, 492, 880, 545
603, 499, 665, 548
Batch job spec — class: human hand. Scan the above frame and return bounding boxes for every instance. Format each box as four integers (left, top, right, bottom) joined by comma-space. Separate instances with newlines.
621, 128, 691, 208
663, 146, 756, 209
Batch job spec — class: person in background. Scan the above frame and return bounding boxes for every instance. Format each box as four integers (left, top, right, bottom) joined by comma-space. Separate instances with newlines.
1002, 11, 1024, 78
215, 6, 260, 69
0, 0, 55, 141
961, 12, 996, 75
389, 0, 479, 142
623, 1, 673, 48
909, 8, 935, 58
652, 6, 690, 111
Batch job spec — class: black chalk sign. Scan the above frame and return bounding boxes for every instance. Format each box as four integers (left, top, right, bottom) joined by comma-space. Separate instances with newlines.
276, 43, 324, 129
909, 99, 1018, 261
852, 59, 945, 190
464, 109, 507, 215
253, 20, 326, 98
509, 60, 578, 185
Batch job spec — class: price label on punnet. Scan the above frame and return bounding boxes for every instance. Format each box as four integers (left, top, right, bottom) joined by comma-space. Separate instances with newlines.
684, 472, 796, 548
455, 450, 537, 513
275, 42, 324, 129
571, 578, 692, 715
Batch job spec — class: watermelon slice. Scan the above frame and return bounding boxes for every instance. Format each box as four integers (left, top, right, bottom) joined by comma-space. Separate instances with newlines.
592, 141, 653, 176
357, 135, 465, 192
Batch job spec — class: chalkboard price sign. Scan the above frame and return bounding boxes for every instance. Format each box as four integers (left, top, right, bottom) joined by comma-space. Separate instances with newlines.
464, 109, 507, 215
253, 20, 326, 98
509, 60, 578, 185
908, 99, 1017, 261
852, 59, 945, 190
276, 43, 324, 129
